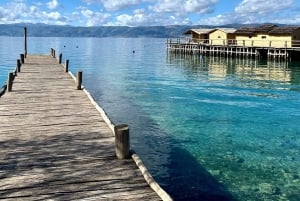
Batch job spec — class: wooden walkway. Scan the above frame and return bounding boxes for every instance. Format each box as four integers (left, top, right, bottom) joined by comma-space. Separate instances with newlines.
0, 55, 164, 200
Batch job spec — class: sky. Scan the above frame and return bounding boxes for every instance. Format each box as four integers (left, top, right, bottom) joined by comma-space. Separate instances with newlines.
0, 0, 299, 27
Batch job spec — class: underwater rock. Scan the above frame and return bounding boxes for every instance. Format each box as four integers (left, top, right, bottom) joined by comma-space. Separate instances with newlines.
209, 169, 221, 176
258, 183, 280, 195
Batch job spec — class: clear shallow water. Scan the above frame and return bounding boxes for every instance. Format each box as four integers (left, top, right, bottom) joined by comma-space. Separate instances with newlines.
1, 37, 300, 201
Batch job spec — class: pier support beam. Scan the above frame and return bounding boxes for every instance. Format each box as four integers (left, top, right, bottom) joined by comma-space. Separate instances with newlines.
50, 48, 56, 58
114, 124, 130, 159
24, 27, 27, 58
20, 54, 25, 64
17, 59, 21, 72
7, 72, 14, 92
59, 53, 62, 64
76, 70, 82, 90
65, 59, 69, 72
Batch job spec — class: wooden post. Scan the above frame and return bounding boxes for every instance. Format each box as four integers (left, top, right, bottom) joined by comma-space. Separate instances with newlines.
20, 54, 25, 64
51, 49, 56, 58
17, 59, 21, 72
65, 59, 69, 72
24, 27, 27, 58
76, 71, 82, 90
7, 72, 14, 92
114, 124, 130, 159
59, 53, 62, 64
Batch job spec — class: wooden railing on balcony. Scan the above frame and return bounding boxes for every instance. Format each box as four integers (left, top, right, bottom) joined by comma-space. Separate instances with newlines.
167, 38, 300, 48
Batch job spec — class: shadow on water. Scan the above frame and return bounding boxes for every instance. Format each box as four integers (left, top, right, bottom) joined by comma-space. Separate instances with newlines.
166, 147, 237, 201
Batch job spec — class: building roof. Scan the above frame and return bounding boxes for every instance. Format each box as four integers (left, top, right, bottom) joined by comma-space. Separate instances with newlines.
216, 28, 237, 34
255, 24, 278, 33
268, 26, 300, 35
183, 28, 216, 35
234, 27, 256, 35
235, 24, 300, 36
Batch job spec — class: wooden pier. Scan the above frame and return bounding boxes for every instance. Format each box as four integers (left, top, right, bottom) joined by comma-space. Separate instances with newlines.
166, 38, 300, 60
0, 53, 171, 200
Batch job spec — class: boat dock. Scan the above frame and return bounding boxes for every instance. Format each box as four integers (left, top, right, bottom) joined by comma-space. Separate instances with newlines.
0, 50, 171, 200
166, 38, 300, 60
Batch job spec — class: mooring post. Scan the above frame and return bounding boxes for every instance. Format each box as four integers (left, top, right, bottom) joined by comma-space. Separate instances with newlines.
24, 27, 27, 58
20, 54, 25, 64
59, 53, 62, 64
7, 72, 14, 92
17, 59, 21, 72
114, 124, 130, 159
65, 59, 69, 72
51, 49, 56, 58
76, 70, 82, 90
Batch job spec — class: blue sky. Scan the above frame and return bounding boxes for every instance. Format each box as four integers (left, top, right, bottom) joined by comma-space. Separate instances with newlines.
0, 0, 299, 26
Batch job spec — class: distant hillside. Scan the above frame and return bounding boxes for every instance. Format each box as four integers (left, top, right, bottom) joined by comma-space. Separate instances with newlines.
0, 23, 288, 38
0, 23, 193, 38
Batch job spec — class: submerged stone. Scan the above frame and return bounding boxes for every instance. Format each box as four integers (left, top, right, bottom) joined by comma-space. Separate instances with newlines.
259, 183, 281, 195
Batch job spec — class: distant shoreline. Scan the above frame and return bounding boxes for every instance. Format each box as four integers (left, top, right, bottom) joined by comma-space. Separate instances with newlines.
0, 23, 295, 38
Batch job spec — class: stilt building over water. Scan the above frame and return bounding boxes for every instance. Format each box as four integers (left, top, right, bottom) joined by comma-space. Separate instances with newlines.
167, 24, 300, 60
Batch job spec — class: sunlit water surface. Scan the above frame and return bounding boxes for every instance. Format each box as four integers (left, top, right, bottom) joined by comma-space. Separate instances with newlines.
1, 37, 300, 201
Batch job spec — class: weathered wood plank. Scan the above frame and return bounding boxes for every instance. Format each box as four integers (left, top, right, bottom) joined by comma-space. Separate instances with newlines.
0, 55, 162, 200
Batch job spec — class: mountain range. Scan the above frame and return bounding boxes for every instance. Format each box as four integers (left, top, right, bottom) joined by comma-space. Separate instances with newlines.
0, 23, 282, 38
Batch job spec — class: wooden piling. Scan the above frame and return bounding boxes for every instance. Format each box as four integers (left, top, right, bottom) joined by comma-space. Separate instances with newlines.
24, 27, 27, 58
65, 59, 69, 72
114, 124, 130, 159
51, 48, 56, 58
17, 59, 21, 72
76, 70, 82, 90
59, 53, 62, 64
20, 54, 25, 64
7, 72, 14, 92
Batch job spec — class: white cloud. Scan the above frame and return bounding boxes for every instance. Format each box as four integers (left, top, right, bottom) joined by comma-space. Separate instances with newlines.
115, 10, 191, 26
0, 0, 68, 25
235, 0, 293, 15
151, 0, 218, 16
199, 0, 299, 25
47, 0, 59, 10
0, 1, 27, 23
47, 11, 61, 20
102, 0, 140, 11
78, 7, 111, 26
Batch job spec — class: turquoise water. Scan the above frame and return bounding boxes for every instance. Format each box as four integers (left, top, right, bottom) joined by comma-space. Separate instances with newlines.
1, 37, 300, 200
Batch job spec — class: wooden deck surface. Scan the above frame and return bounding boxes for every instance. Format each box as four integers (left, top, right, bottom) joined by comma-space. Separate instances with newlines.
0, 55, 162, 200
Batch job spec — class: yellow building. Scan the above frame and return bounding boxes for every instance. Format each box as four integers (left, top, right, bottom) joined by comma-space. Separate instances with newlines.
183, 28, 215, 43
235, 25, 300, 48
183, 25, 300, 48
268, 27, 300, 47
209, 28, 236, 46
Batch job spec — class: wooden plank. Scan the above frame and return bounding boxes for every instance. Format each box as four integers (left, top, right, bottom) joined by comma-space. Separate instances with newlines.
0, 55, 162, 200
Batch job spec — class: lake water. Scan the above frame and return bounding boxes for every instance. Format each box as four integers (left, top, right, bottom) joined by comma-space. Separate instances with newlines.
1, 37, 300, 201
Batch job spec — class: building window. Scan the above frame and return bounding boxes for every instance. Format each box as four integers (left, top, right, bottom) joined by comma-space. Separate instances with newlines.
261, 36, 267, 39
218, 36, 221, 38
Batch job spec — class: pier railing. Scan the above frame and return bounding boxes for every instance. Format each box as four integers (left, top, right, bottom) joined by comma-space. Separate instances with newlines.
167, 37, 300, 49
